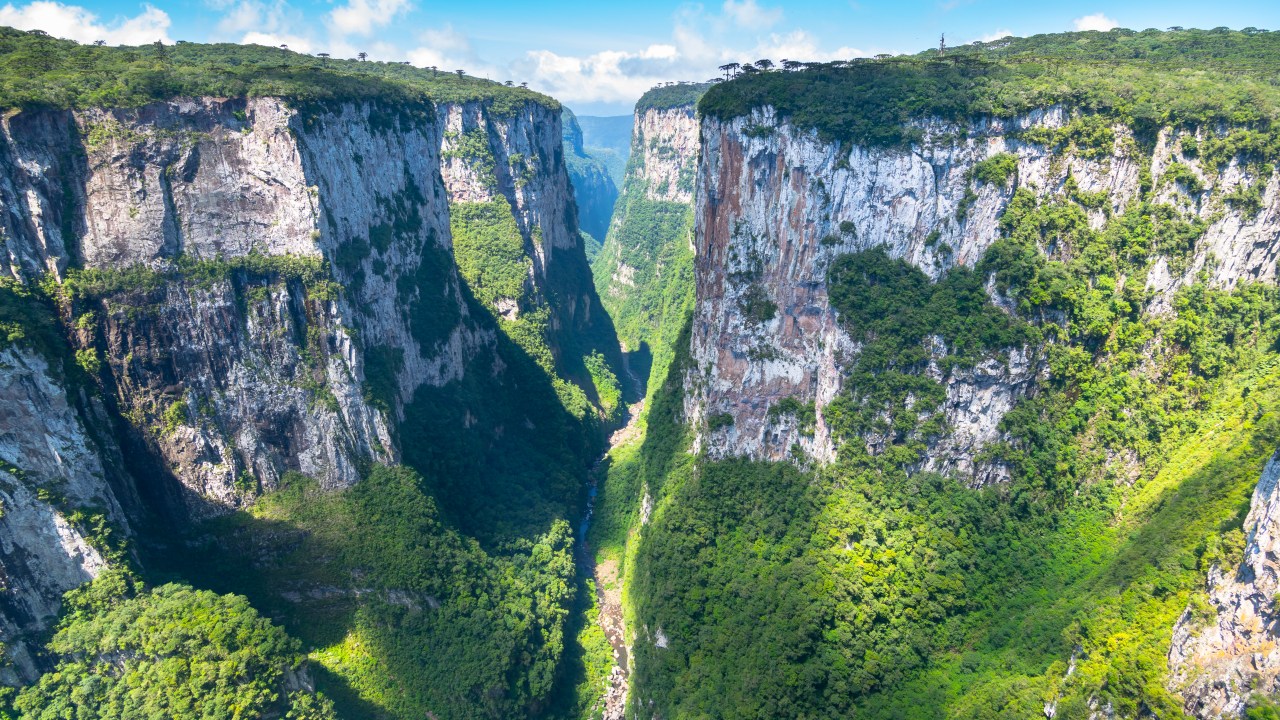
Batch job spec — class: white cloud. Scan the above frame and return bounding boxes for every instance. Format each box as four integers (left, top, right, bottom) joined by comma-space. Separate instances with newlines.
329, 0, 410, 37
406, 25, 502, 78
240, 31, 313, 53
516, 2, 868, 108
216, 0, 295, 37
0, 1, 171, 44
211, 0, 407, 60
1073, 13, 1117, 32
722, 0, 782, 30
974, 28, 1014, 43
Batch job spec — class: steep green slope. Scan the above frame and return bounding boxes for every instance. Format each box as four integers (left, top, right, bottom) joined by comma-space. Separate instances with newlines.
591, 84, 705, 397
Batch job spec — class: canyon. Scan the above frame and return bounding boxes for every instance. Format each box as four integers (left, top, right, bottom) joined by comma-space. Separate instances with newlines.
3, 25, 1280, 720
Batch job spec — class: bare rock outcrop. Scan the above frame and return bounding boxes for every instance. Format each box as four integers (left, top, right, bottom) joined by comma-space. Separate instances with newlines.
1170, 452, 1280, 718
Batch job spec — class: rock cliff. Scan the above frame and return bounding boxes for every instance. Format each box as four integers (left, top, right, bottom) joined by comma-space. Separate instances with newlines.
592, 87, 704, 390
1170, 452, 1280, 718
0, 345, 130, 684
563, 108, 619, 243
686, 106, 1280, 476
0, 88, 620, 681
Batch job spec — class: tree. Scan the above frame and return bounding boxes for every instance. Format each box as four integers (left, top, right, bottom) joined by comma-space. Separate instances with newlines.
782, 59, 802, 71
357, 51, 367, 61
455, 68, 465, 77
520, 82, 528, 88
755, 58, 774, 71
317, 52, 330, 64
718, 62, 741, 79
504, 80, 513, 86
93, 39, 105, 46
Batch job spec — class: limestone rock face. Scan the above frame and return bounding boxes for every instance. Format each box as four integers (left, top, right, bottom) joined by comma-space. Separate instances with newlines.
563, 108, 619, 242
0, 93, 610, 515
592, 99, 702, 364
631, 105, 700, 204
686, 107, 1280, 476
0, 90, 613, 673
0, 347, 129, 683
1170, 453, 1280, 718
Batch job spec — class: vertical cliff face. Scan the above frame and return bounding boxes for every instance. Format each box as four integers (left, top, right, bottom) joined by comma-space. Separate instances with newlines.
592, 87, 705, 392
439, 98, 628, 415
0, 84, 623, 695
629, 105, 700, 204
0, 92, 620, 517
0, 345, 130, 684
686, 106, 1280, 476
1170, 452, 1280, 718
562, 108, 619, 243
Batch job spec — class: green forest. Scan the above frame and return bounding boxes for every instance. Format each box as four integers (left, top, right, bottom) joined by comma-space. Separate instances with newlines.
0, 26, 554, 112
700, 27, 1280, 150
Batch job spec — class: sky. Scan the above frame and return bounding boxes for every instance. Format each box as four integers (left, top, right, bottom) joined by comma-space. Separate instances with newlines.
2, 0, 1279, 114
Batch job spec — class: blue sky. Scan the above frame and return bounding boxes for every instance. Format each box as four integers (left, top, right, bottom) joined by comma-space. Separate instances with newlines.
2, 0, 1279, 114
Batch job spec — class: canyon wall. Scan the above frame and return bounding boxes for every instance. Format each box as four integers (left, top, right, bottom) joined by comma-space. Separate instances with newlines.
592, 90, 704, 391
0, 90, 617, 680
685, 106, 1280, 478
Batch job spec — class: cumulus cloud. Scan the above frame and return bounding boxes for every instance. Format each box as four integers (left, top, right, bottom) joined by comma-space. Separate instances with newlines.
211, 0, 404, 60
974, 28, 1014, 43
406, 25, 502, 79
216, 0, 294, 37
722, 0, 782, 30
1073, 13, 1117, 32
0, 1, 171, 44
329, 0, 411, 37
240, 31, 314, 53
515, 2, 866, 108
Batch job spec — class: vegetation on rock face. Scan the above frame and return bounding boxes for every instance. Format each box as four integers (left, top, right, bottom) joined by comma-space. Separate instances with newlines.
700, 28, 1280, 149
591, 84, 704, 401
591, 30, 1280, 720
825, 247, 1037, 443
450, 199, 532, 308
0, 26, 556, 112
0, 278, 64, 359
971, 152, 1018, 186
635, 83, 712, 113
